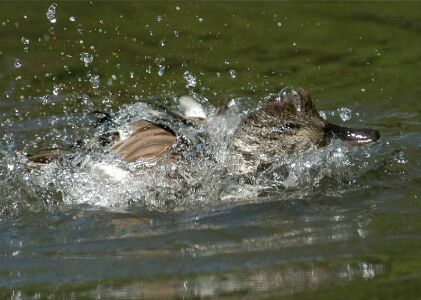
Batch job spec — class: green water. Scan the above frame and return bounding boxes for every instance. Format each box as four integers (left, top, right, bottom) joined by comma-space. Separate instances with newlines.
0, 2, 420, 299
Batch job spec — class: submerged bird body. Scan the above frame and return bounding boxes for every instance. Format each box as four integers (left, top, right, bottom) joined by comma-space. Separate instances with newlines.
27, 87, 380, 177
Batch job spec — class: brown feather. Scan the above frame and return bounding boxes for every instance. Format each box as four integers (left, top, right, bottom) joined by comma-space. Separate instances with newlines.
110, 120, 177, 162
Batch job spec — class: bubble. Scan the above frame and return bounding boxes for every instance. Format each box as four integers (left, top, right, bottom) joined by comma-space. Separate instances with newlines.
46, 3, 58, 24
277, 21, 282, 27
339, 107, 352, 122
184, 71, 197, 88
80, 52, 93, 65
90, 74, 100, 89
229, 69, 236, 78
319, 111, 327, 120
69, 16, 75, 22
14, 58, 22, 68
156, 15, 163, 22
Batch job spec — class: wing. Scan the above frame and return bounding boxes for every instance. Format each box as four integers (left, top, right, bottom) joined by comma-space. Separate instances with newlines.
110, 120, 177, 162
27, 148, 75, 163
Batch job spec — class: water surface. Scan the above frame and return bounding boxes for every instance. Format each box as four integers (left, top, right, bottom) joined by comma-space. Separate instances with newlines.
0, 2, 420, 299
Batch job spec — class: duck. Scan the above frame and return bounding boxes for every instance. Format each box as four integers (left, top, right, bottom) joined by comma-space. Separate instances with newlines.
26, 87, 380, 177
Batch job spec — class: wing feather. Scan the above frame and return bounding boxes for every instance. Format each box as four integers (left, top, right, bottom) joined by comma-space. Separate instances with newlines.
110, 120, 177, 162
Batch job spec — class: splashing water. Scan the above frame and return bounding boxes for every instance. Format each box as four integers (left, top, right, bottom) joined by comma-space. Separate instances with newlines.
184, 71, 197, 88
339, 107, 352, 121
155, 57, 166, 77
90, 74, 100, 89
52, 85, 61, 96
0, 97, 388, 212
80, 52, 93, 66
46, 3, 58, 24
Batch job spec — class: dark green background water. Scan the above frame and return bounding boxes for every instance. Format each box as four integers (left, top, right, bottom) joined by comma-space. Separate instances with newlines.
0, 2, 420, 299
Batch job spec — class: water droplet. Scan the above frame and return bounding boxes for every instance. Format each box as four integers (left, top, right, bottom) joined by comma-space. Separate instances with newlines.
184, 71, 197, 88
53, 85, 61, 96
4, 133, 15, 150
90, 74, 100, 89
277, 21, 282, 27
155, 57, 165, 77
176, 6, 180, 11
339, 107, 352, 122
80, 52, 93, 65
14, 58, 22, 68
21, 37, 29, 45
80, 94, 93, 109
174, 30, 180, 38
158, 65, 165, 77
319, 111, 327, 120
46, 3, 58, 24
156, 15, 163, 22
41, 94, 50, 104
394, 150, 408, 164
69, 16, 75, 22
129, 71, 135, 79
102, 96, 111, 108
160, 39, 165, 47
229, 69, 236, 78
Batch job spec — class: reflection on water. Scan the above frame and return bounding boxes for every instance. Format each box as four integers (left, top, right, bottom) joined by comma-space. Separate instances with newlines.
5, 265, 388, 299
73, 263, 385, 299
0, 1, 421, 299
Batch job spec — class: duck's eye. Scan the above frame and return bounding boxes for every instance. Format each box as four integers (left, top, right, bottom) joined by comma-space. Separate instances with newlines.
273, 123, 301, 133
283, 123, 301, 130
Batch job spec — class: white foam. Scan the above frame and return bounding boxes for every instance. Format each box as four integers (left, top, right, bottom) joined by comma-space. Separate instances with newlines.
89, 161, 130, 181
179, 95, 207, 119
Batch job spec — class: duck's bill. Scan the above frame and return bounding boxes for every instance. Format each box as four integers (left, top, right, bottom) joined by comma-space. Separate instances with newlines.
325, 123, 380, 145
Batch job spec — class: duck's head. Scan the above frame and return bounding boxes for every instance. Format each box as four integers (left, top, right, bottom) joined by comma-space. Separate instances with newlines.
239, 87, 380, 153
